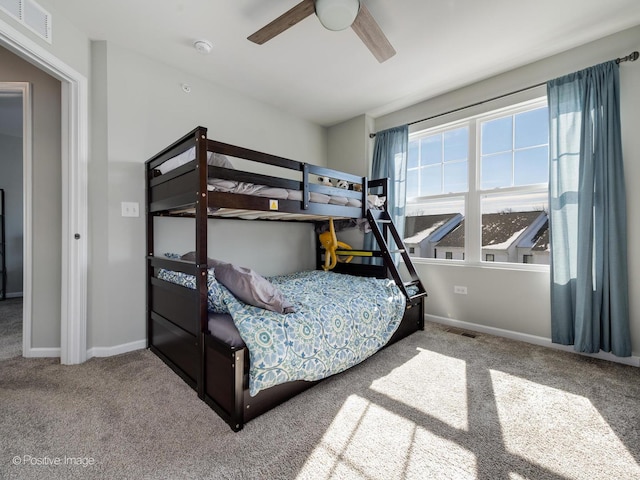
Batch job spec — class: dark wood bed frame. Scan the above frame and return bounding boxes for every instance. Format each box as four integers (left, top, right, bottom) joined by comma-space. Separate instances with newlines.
146, 126, 427, 431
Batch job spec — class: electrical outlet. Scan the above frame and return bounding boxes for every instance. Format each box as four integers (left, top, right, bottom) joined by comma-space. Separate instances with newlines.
121, 202, 139, 217
454, 285, 467, 295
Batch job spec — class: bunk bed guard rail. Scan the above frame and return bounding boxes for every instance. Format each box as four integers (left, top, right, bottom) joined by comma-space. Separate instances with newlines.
146, 126, 375, 219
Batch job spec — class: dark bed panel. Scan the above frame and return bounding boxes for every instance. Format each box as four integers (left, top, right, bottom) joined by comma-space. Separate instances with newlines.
150, 169, 200, 212
243, 379, 318, 423
150, 313, 198, 383
147, 126, 202, 172
387, 301, 424, 347
150, 169, 198, 203
204, 335, 245, 431
150, 279, 199, 335
331, 261, 388, 278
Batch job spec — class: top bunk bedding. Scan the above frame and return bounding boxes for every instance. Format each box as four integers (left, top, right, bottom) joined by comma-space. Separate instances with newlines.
146, 126, 386, 221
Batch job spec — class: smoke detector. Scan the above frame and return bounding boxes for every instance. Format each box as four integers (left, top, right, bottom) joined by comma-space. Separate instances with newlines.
193, 40, 213, 54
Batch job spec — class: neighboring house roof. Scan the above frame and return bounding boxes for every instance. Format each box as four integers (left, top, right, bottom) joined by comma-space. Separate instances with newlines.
436, 211, 546, 249
531, 220, 550, 252
435, 220, 465, 248
404, 213, 460, 244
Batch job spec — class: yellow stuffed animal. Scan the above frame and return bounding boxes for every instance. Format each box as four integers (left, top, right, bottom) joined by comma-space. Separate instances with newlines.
319, 218, 353, 270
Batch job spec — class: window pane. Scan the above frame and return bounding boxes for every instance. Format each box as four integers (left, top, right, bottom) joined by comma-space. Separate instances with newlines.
481, 191, 549, 264
408, 141, 419, 169
481, 152, 512, 189
405, 196, 465, 260
444, 161, 467, 193
407, 169, 419, 198
421, 135, 442, 166
515, 107, 548, 149
421, 165, 441, 196
482, 117, 512, 155
444, 127, 468, 162
514, 146, 549, 186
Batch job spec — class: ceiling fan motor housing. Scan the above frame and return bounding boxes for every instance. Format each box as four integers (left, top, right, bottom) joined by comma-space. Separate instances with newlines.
315, 0, 361, 31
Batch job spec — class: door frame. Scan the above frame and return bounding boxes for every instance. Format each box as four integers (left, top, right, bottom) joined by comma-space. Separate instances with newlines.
0, 18, 88, 364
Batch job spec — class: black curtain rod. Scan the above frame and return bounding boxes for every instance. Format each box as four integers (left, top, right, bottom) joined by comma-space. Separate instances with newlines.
369, 50, 639, 138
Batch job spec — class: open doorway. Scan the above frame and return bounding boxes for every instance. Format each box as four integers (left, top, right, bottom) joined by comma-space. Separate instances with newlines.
0, 16, 88, 365
0, 83, 28, 360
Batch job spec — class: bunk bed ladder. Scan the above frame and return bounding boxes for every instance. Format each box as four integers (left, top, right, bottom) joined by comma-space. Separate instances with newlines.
366, 209, 427, 305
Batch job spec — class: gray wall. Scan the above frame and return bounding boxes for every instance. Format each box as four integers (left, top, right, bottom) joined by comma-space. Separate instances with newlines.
0, 129, 22, 295
327, 114, 372, 177
372, 25, 640, 357
0, 45, 62, 349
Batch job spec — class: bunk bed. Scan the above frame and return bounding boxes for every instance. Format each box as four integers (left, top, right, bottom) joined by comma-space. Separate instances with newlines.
146, 126, 427, 431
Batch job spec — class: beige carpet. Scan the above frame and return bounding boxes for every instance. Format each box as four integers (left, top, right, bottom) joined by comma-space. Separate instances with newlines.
1, 322, 639, 480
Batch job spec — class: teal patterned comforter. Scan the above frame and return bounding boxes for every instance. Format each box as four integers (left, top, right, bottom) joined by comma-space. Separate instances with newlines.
229, 270, 406, 396
158, 268, 406, 396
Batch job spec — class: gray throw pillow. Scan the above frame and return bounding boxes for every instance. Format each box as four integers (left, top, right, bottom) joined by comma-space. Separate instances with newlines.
213, 261, 295, 314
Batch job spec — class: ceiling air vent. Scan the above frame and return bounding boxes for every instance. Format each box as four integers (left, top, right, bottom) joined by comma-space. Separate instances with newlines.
0, 0, 51, 43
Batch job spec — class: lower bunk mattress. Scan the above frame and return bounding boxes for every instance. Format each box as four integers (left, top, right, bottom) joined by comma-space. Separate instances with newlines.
158, 268, 408, 396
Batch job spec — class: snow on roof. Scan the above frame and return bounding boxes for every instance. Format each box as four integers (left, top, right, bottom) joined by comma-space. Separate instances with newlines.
404, 214, 459, 244
483, 227, 527, 250
437, 211, 546, 249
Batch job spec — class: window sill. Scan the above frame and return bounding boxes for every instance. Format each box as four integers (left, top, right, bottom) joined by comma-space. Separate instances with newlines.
407, 257, 550, 273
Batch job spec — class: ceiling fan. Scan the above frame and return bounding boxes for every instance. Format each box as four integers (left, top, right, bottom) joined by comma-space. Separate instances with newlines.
247, 0, 396, 63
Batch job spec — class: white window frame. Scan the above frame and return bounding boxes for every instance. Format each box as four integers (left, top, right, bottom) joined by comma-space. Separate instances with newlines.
406, 96, 549, 271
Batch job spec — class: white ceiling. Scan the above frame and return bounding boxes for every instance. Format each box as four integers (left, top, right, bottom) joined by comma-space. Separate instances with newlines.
45, 0, 640, 127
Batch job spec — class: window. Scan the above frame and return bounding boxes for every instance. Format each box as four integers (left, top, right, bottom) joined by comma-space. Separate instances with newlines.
405, 98, 549, 265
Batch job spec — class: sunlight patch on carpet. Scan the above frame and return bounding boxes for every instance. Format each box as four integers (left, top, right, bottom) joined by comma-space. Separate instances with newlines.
296, 394, 477, 480
490, 369, 640, 479
369, 347, 468, 431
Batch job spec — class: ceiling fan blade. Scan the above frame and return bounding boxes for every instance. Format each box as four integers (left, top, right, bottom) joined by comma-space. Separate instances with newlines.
351, 3, 396, 63
248, 0, 316, 45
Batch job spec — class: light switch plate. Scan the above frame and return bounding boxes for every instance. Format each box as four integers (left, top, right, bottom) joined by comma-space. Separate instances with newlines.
121, 202, 139, 217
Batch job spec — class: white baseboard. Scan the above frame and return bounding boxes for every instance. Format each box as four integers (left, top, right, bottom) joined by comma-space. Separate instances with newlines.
21, 340, 146, 360
87, 339, 147, 359
425, 314, 640, 367
23, 347, 61, 358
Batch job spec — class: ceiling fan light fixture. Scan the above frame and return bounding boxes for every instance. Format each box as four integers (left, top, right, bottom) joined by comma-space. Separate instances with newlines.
315, 0, 360, 31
